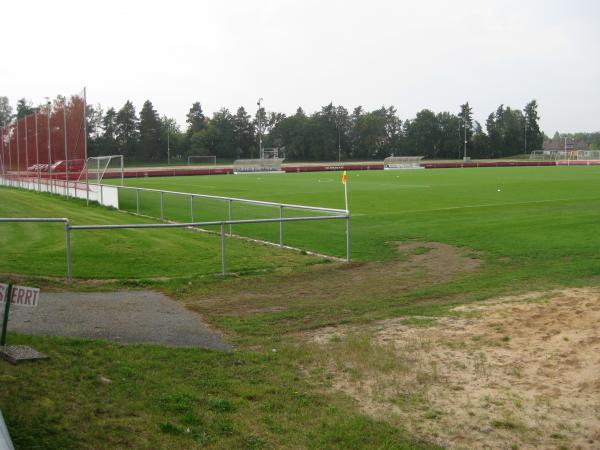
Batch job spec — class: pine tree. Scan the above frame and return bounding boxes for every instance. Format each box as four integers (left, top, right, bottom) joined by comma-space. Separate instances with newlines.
115, 101, 138, 158
138, 100, 164, 161
186, 102, 206, 136
524, 100, 543, 152
232, 107, 254, 158
0, 97, 13, 124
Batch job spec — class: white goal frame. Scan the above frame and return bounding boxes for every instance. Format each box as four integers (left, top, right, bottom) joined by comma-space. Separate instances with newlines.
383, 156, 424, 170
187, 155, 217, 165
80, 155, 124, 185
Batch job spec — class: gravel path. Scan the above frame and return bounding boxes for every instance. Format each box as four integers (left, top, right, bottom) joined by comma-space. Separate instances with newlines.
7, 290, 231, 350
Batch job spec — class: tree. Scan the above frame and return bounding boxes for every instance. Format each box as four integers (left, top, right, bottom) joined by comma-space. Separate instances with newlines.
232, 107, 255, 158
16, 98, 34, 119
523, 100, 543, 152
115, 101, 138, 158
0, 97, 13, 124
186, 102, 206, 136
138, 100, 165, 161
86, 103, 104, 156
191, 109, 236, 159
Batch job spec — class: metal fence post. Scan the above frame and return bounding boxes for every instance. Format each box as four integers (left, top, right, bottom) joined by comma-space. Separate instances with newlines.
346, 214, 351, 262
190, 195, 195, 222
136, 189, 140, 214
227, 199, 232, 235
160, 192, 164, 220
65, 222, 73, 282
279, 205, 284, 246
220, 223, 226, 275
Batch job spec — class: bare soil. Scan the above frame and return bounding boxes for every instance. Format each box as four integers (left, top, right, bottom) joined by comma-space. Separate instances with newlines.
308, 288, 600, 450
187, 241, 481, 317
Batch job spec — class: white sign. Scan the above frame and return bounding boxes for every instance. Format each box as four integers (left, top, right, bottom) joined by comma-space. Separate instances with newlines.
0, 284, 40, 307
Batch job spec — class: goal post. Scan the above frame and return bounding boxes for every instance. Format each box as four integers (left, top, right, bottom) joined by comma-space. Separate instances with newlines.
80, 155, 124, 185
187, 155, 217, 165
383, 156, 424, 169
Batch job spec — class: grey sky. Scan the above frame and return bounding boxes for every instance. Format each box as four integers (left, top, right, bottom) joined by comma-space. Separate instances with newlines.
3, 0, 599, 133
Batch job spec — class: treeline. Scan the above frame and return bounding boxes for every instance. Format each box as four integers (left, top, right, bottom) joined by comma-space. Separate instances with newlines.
554, 132, 600, 149
1, 95, 546, 161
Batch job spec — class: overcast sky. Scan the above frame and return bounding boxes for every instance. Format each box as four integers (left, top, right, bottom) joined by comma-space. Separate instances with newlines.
3, 0, 599, 134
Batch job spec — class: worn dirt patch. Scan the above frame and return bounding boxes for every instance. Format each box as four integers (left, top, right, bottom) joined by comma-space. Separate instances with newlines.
307, 287, 600, 449
396, 241, 481, 283
188, 241, 481, 317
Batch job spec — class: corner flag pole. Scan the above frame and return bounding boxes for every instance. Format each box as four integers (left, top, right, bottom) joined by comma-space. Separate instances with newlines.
342, 170, 348, 211
342, 170, 350, 261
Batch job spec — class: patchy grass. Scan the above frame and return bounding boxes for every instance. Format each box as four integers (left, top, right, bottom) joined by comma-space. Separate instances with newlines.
0, 333, 437, 450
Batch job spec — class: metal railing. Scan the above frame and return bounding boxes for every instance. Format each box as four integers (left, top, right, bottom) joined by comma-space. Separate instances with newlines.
0, 179, 352, 279
0, 218, 72, 280
1, 214, 349, 282
104, 183, 351, 260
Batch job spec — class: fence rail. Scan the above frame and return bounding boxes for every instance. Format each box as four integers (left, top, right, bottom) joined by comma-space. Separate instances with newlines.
1, 175, 352, 279
1, 212, 350, 281
0, 218, 72, 280
109, 183, 348, 215
105, 183, 351, 260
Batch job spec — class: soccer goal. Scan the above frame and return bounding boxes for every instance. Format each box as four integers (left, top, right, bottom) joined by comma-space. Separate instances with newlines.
233, 158, 285, 174
262, 147, 285, 160
187, 155, 217, 165
80, 155, 124, 185
576, 150, 600, 160
383, 156, 424, 170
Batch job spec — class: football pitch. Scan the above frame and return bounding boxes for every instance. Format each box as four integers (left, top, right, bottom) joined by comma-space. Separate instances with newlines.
109, 165, 600, 286
3, 165, 600, 288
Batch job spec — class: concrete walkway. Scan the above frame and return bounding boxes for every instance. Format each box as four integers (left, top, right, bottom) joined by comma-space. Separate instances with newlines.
7, 291, 231, 350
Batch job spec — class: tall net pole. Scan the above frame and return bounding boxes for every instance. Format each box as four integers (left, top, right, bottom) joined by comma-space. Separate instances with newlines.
34, 111, 40, 190
0, 126, 5, 178
47, 102, 53, 194
84, 87, 89, 204
63, 102, 69, 199
16, 119, 20, 187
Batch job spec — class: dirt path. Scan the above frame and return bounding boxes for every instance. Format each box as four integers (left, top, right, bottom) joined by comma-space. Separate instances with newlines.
308, 287, 600, 449
7, 290, 231, 350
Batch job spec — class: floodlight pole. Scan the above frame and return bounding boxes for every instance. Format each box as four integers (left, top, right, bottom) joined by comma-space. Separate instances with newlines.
167, 127, 170, 165
257, 98, 263, 160
336, 119, 341, 162
463, 118, 467, 161
523, 117, 528, 154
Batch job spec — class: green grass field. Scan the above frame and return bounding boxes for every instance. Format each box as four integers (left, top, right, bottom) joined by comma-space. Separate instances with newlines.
2, 166, 600, 449
108, 166, 600, 288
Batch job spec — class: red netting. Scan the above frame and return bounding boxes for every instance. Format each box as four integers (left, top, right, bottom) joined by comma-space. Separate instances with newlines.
1, 89, 87, 181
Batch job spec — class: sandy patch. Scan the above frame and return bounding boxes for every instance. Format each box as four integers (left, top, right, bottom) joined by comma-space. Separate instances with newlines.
308, 288, 600, 449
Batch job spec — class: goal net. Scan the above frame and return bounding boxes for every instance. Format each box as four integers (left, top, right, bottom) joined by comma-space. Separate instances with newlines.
383, 156, 424, 169
262, 147, 285, 160
187, 155, 217, 165
233, 158, 285, 174
576, 150, 600, 160
80, 155, 124, 185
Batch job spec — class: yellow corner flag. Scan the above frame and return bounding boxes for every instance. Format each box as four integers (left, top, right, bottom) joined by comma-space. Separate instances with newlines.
341, 170, 347, 184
